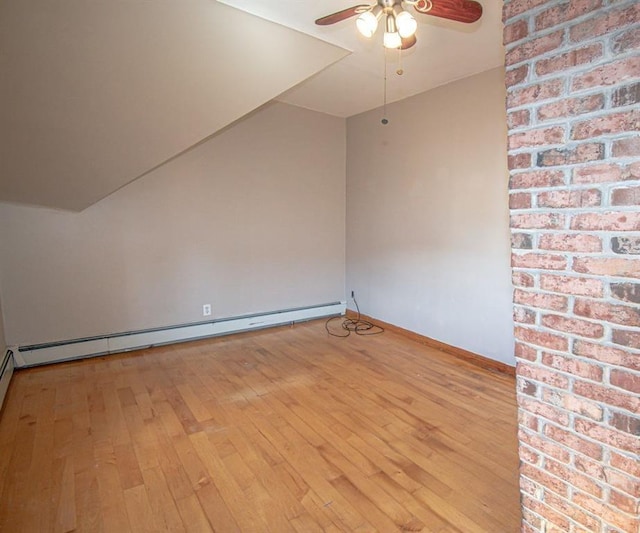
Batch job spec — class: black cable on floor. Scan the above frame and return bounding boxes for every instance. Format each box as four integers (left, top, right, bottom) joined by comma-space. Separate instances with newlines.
325, 297, 384, 338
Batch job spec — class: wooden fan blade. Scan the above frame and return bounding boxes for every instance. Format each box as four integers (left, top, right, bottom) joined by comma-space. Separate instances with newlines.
413, 0, 482, 24
401, 34, 417, 50
315, 4, 371, 25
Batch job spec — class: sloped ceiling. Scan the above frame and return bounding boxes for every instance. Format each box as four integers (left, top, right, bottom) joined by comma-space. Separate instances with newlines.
0, 0, 348, 211
220, 0, 504, 118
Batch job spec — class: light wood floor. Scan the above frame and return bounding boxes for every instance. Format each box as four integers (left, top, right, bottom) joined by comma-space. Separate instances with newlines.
0, 319, 520, 532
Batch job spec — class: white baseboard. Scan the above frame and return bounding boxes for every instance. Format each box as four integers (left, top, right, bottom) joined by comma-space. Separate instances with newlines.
15, 302, 346, 368
0, 350, 15, 410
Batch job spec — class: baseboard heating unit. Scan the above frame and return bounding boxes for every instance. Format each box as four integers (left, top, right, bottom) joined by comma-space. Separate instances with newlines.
0, 350, 15, 409
13, 301, 346, 368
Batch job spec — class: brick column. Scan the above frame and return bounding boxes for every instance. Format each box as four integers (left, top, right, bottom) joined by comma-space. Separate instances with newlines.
503, 1, 639, 531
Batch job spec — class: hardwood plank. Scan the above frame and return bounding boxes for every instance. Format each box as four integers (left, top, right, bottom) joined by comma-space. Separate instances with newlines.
0, 319, 520, 532
123, 484, 162, 533
174, 493, 214, 533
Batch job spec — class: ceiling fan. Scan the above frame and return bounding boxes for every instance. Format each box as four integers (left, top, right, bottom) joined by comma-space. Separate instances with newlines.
315, 0, 483, 50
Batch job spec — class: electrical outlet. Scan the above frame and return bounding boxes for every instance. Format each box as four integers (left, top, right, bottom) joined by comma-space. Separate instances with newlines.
202, 304, 212, 317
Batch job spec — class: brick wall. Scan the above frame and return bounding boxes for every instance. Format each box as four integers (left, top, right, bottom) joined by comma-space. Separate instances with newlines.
503, 0, 640, 531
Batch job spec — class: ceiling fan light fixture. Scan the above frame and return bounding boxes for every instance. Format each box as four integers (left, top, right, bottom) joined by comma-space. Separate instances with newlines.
383, 30, 402, 49
383, 13, 401, 49
356, 6, 382, 38
395, 10, 417, 38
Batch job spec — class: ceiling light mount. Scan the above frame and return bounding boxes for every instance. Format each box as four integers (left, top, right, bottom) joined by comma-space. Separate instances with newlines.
356, 0, 417, 49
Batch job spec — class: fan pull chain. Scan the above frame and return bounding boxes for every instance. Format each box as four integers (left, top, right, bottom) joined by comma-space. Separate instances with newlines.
381, 49, 388, 125
397, 46, 404, 76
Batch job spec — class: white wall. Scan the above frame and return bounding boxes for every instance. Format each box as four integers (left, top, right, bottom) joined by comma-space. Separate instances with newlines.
346, 67, 515, 365
0, 102, 346, 346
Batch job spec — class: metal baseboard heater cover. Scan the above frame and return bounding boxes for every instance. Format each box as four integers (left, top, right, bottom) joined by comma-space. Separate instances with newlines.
14, 301, 346, 368
0, 350, 15, 410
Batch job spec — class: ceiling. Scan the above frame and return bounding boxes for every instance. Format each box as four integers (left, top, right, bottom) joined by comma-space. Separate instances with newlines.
0, 0, 503, 212
0, 1, 347, 211
220, 0, 505, 117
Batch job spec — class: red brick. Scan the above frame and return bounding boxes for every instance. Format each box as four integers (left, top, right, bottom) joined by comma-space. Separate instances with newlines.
613, 329, 640, 349
561, 394, 603, 421
510, 169, 565, 189
509, 126, 565, 150
572, 163, 622, 184
574, 299, 640, 327
537, 94, 604, 121
542, 314, 604, 339
610, 451, 640, 480
521, 462, 569, 497
542, 352, 604, 381
535, 0, 603, 31
613, 26, 640, 54
535, 43, 603, 76
574, 380, 640, 414
503, 0, 551, 20
572, 109, 640, 140
520, 429, 571, 463
521, 508, 542, 532
509, 192, 532, 209
575, 455, 606, 481
543, 491, 602, 531
573, 257, 640, 278
508, 153, 532, 170
519, 396, 570, 426
515, 341, 538, 361
572, 56, 640, 91
515, 289, 568, 311
545, 424, 602, 459
546, 459, 604, 498
518, 377, 539, 397
519, 444, 541, 466
507, 31, 565, 66
608, 489, 638, 515
521, 494, 571, 531
570, 3, 640, 42
507, 79, 564, 108
508, 109, 531, 129
608, 474, 640, 508
506, 64, 529, 88
610, 369, 640, 394
540, 274, 603, 295
539, 234, 602, 253
606, 466, 640, 498
520, 473, 539, 495
519, 412, 540, 432
610, 282, 640, 304
537, 143, 604, 167
609, 412, 640, 437
612, 186, 640, 206
511, 213, 565, 230
521, 518, 539, 533
611, 236, 640, 255
623, 162, 640, 180
571, 211, 640, 231
512, 252, 567, 270
504, 19, 529, 45
515, 306, 537, 324
518, 360, 571, 387
612, 81, 640, 108
573, 340, 640, 371
537, 188, 601, 208
612, 136, 640, 157
512, 232, 533, 249
575, 418, 639, 454
572, 491, 639, 532
513, 271, 535, 288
